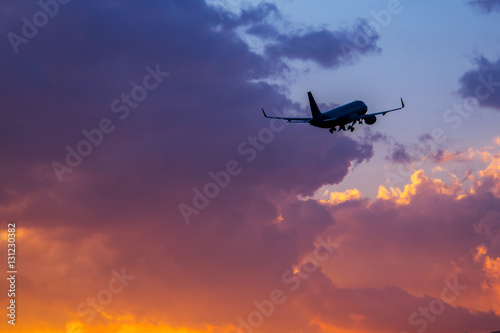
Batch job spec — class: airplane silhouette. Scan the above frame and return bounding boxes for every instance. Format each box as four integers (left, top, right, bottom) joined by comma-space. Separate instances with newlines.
262, 92, 405, 133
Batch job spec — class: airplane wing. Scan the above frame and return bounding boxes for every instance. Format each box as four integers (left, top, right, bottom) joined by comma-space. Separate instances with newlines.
360, 98, 405, 119
261, 108, 311, 123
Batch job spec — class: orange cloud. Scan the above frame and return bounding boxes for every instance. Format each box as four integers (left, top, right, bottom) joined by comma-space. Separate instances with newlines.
428, 149, 471, 163
478, 151, 500, 197
377, 170, 424, 204
473, 245, 500, 314
310, 317, 374, 333
474, 244, 488, 262
61, 320, 234, 333
3, 138, 500, 333
377, 169, 461, 204
319, 189, 363, 205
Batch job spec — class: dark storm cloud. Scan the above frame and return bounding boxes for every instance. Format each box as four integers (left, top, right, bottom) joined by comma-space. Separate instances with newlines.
265, 20, 380, 68
0, 0, 379, 228
467, 0, 500, 13
220, 3, 381, 69
0, 1, 380, 330
221, 2, 280, 30
458, 56, 500, 110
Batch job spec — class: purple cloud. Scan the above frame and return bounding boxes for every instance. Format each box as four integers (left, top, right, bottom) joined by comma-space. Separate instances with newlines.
458, 56, 500, 110
217, 3, 380, 68
468, 0, 500, 13
265, 20, 380, 68
387, 143, 412, 164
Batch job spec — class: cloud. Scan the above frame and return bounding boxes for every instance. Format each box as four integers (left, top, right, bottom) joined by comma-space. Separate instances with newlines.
378, 141, 500, 205
220, 2, 281, 30
468, 0, 500, 13
319, 189, 364, 205
475, 212, 500, 252
265, 20, 380, 68
427, 149, 471, 163
474, 244, 500, 314
296, 270, 500, 333
3, 1, 499, 332
356, 130, 444, 165
0, 0, 382, 332
6, 140, 500, 333
478, 150, 500, 197
0, 0, 376, 224
387, 143, 412, 164
372, 130, 466, 165
458, 56, 500, 110
315, 142, 500, 312
377, 169, 464, 204
218, 3, 381, 69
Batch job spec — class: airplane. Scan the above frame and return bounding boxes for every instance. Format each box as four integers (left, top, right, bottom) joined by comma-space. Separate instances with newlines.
262, 92, 405, 133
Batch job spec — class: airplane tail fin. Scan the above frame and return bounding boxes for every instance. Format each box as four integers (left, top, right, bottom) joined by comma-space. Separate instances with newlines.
308, 92, 322, 119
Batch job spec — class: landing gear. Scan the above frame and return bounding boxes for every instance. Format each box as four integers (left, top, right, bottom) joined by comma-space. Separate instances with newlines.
348, 121, 356, 132
331, 124, 355, 132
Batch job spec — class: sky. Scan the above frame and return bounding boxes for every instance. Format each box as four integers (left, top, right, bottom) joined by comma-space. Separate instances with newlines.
1, 0, 500, 333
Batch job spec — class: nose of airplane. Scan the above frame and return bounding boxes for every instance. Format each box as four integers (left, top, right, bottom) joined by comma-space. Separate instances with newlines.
360, 101, 368, 113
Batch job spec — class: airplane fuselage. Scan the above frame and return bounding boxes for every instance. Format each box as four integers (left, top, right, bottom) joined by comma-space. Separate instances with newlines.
309, 100, 368, 128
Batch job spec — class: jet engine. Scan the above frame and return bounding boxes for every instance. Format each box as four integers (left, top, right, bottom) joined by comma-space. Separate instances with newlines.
364, 115, 377, 125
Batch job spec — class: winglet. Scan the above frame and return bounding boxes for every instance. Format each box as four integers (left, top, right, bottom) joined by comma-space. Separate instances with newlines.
262, 108, 269, 118
401, 98, 405, 108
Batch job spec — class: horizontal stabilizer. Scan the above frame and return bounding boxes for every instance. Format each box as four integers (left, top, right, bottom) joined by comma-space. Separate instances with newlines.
261, 108, 311, 123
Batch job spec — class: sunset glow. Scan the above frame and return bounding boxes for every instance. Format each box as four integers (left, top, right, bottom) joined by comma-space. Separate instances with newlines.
1, 1, 500, 332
